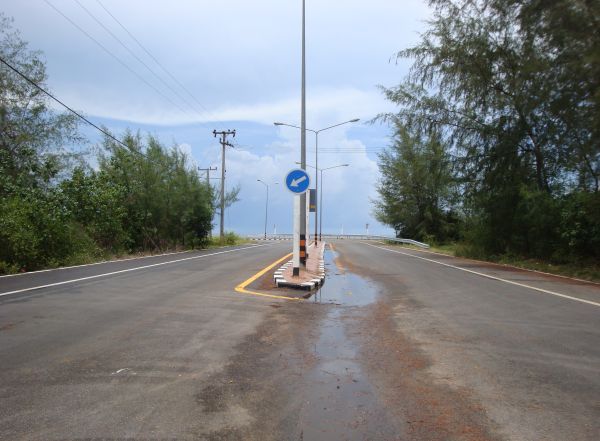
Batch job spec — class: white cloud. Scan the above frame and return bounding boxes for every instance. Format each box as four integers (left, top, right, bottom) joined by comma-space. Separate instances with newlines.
54, 85, 395, 127
4, 0, 428, 126
174, 142, 197, 167
3, 0, 425, 236
217, 127, 391, 235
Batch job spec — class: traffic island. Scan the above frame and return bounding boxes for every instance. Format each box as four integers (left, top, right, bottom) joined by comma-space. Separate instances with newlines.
274, 242, 326, 290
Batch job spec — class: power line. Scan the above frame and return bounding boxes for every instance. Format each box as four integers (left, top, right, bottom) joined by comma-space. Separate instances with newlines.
95, 0, 215, 119
0, 54, 128, 149
213, 129, 236, 240
0, 53, 196, 167
74, 0, 202, 118
43, 0, 191, 119
197, 166, 217, 186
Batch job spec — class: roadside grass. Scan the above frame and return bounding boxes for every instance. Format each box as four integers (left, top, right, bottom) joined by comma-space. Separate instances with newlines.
0, 231, 249, 275
205, 232, 250, 248
382, 240, 600, 283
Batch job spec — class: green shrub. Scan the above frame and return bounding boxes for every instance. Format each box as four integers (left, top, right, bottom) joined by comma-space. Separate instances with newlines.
0, 191, 99, 272
223, 231, 240, 245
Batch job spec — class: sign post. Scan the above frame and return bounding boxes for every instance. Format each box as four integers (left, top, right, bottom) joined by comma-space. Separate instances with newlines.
306, 188, 310, 246
293, 195, 301, 275
285, 169, 310, 276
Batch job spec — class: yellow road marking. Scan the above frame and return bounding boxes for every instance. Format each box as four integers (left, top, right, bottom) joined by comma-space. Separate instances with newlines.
234, 253, 303, 301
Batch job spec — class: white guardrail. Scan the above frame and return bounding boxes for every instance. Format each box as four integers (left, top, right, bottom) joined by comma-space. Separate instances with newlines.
247, 234, 430, 249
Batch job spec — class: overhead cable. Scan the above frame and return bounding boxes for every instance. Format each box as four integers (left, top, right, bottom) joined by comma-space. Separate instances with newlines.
74, 0, 202, 118
0, 54, 128, 149
43, 0, 192, 119
95, 0, 214, 118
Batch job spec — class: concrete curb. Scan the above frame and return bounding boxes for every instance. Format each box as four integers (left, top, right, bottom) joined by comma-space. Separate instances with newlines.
273, 243, 326, 291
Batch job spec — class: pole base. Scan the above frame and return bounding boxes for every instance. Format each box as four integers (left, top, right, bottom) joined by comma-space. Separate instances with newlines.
292, 266, 300, 277
300, 233, 307, 265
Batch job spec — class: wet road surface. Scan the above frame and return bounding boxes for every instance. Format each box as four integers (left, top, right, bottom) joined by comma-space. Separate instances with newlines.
295, 249, 397, 440
1, 239, 599, 440
330, 240, 600, 441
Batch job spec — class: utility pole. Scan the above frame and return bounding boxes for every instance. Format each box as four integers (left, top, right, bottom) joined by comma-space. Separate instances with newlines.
198, 166, 217, 186
199, 166, 218, 238
213, 129, 236, 242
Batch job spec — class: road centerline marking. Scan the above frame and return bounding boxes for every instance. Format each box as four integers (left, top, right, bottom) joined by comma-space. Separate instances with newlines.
0, 244, 269, 298
365, 242, 600, 308
0, 248, 200, 279
235, 253, 303, 301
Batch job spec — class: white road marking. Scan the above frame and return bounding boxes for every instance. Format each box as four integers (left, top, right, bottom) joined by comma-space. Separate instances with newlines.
111, 368, 136, 376
374, 241, 600, 286
0, 244, 268, 298
365, 243, 600, 308
0, 244, 257, 279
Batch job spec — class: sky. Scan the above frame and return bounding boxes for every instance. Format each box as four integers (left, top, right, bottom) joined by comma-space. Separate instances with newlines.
1, 0, 431, 235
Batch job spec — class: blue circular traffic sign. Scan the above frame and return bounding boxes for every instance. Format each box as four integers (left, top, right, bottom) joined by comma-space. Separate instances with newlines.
285, 169, 310, 194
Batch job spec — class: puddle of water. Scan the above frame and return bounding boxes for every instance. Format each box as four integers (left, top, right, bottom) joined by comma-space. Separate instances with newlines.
295, 248, 399, 439
312, 249, 378, 306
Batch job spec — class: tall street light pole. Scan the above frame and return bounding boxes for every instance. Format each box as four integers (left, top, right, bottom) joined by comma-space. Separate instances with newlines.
297, 162, 349, 241
299, 0, 307, 268
275, 118, 359, 244
257, 180, 278, 240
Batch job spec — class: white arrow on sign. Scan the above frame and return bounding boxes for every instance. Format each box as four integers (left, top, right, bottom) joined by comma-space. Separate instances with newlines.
291, 175, 307, 187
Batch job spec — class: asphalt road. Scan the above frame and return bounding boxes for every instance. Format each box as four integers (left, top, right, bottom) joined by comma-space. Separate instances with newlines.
1, 240, 598, 440
334, 240, 600, 441
0, 242, 291, 440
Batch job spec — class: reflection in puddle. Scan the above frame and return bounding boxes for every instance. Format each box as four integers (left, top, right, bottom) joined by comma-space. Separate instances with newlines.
312, 249, 378, 306
296, 247, 398, 439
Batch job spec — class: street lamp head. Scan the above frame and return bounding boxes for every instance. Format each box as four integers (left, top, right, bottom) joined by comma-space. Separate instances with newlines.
349, 118, 360, 123
273, 122, 284, 126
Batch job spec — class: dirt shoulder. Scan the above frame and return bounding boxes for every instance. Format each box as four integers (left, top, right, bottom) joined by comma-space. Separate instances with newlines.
346, 301, 500, 441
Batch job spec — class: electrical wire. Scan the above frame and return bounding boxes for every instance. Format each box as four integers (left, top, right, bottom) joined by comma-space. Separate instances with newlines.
0, 53, 197, 168
43, 0, 192, 119
0, 54, 129, 149
95, 0, 215, 119
74, 0, 203, 118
